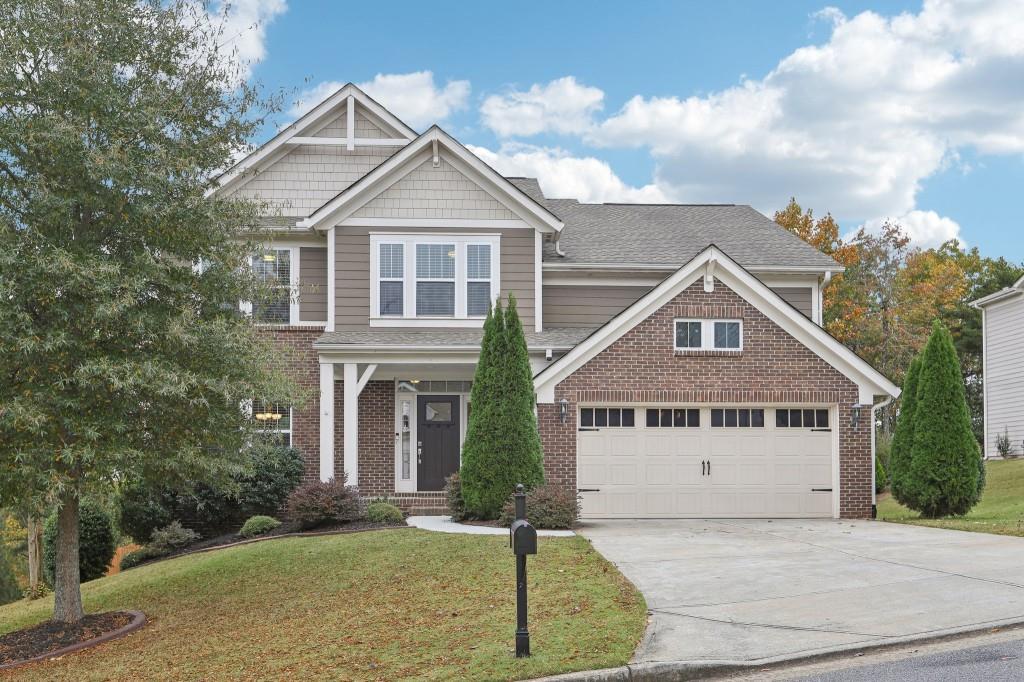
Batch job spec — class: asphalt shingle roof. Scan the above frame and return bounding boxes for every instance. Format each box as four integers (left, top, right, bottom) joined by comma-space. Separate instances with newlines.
315, 327, 595, 349
506, 178, 838, 270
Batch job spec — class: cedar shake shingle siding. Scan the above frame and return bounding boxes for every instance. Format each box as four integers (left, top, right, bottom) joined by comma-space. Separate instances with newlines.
536, 278, 873, 519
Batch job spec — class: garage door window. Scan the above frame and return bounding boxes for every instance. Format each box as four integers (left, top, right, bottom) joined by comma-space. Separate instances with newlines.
711, 408, 765, 428
645, 408, 700, 427
776, 408, 829, 428
580, 407, 635, 428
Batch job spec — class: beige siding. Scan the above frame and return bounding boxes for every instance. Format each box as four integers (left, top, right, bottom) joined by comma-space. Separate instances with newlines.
543, 285, 652, 328
772, 286, 813, 318
298, 247, 327, 321
352, 157, 517, 220
229, 144, 398, 217
314, 104, 348, 136
335, 227, 535, 329
985, 296, 1024, 456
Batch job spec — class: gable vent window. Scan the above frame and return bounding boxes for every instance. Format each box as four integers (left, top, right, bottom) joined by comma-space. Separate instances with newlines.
674, 319, 743, 351
371, 235, 500, 325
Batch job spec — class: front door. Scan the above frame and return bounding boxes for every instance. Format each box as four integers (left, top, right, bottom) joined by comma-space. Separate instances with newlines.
417, 395, 461, 491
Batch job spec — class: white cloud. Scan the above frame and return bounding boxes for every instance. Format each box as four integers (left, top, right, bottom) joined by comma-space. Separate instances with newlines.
468, 143, 667, 204
859, 210, 964, 248
288, 71, 470, 129
476, 1, 1024, 246
211, 0, 288, 80
481, 77, 604, 137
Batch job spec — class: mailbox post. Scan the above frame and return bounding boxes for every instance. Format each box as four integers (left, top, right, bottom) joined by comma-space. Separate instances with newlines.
509, 484, 537, 658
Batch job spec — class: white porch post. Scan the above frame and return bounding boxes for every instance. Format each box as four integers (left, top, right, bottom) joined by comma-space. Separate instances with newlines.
342, 362, 378, 487
319, 362, 335, 482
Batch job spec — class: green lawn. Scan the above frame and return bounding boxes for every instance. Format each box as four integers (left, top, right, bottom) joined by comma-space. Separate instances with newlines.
878, 458, 1024, 537
0, 529, 645, 681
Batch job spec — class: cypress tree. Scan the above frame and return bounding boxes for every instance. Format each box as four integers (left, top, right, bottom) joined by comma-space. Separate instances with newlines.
498, 294, 545, 490
905, 321, 981, 517
460, 300, 505, 517
889, 355, 922, 507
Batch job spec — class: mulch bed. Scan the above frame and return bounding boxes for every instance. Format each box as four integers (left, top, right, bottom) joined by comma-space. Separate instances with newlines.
0, 612, 137, 667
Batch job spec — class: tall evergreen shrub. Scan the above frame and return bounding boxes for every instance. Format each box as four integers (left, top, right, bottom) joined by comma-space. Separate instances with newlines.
460, 296, 545, 518
889, 355, 922, 507
905, 322, 981, 517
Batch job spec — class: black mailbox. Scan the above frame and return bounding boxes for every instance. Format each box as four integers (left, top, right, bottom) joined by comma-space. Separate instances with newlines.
510, 519, 538, 555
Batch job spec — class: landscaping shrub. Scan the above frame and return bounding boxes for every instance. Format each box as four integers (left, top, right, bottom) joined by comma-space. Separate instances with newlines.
460, 296, 545, 519
148, 521, 199, 553
119, 545, 166, 570
117, 482, 175, 545
43, 500, 116, 585
366, 501, 404, 524
235, 444, 304, 517
445, 472, 470, 521
875, 454, 888, 494
499, 485, 579, 529
239, 515, 281, 538
284, 477, 362, 529
890, 355, 921, 507
905, 322, 982, 517
996, 428, 1015, 458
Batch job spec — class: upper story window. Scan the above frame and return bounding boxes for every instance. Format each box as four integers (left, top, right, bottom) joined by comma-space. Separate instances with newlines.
674, 319, 743, 351
371, 234, 500, 326
250, 248, 295, 324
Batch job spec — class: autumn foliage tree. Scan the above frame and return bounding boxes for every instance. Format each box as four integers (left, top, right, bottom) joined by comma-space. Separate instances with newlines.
0, 0, 292, 623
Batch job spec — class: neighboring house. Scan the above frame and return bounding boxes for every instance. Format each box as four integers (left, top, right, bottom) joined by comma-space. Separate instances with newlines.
213, 84, 899, 519
973, 276, 1024, 459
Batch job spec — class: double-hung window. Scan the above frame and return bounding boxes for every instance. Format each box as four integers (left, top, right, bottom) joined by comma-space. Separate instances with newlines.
674, 319, 743, 351
371, 235, 500, 324
250, 249, 294, 324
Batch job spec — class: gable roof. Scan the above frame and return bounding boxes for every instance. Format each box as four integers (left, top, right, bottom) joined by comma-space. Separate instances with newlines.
505, 179, 839, 272
297, 127, 564, 233
210, 83, 417, 196
971, 274, 1024, 309
533, 244, 899, 403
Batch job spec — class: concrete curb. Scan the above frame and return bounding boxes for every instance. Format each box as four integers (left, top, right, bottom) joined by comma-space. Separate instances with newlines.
532, 617, 1024, 681
0, 610, 148, 671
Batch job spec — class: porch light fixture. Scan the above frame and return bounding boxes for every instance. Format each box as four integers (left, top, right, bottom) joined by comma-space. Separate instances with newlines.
851, 404, 864, 428
559, 398, 569, 424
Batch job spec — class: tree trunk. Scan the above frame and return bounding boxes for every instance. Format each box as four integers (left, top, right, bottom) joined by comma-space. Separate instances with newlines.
52, 492, 84, 623
26, 516, 42, 598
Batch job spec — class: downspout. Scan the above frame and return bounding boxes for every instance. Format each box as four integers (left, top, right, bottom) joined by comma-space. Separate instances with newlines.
871, 395, 894, 518
553, 233, 566, 258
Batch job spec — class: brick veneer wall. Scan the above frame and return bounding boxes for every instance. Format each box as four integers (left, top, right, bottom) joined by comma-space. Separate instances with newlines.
538, 278, 874, 519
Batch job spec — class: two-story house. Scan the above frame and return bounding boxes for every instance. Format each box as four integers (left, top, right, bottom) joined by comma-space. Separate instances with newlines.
973, 276, 1024, 458
214, 84, 899, 519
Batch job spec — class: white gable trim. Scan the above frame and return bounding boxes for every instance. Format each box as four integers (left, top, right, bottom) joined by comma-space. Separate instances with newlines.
972, 274, 1024, 309
534, 245, 900, 403
210, 83, 417, 197
297, 127, 563, 235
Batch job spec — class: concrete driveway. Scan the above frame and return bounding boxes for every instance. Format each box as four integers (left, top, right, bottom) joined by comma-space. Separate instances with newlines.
580, 519, 1024, 666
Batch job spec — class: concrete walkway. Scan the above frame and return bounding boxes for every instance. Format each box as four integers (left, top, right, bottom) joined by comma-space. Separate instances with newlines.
406, 515, 575, 537
580, 519, 1024, 666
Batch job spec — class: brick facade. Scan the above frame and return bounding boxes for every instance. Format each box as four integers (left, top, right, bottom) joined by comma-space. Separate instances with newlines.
537, 278, 874, 519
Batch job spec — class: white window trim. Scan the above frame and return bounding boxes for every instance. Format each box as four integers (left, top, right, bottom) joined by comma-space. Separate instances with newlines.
673, 318, 743, 351
243, 243, 327, 327
370, 233, 500, 327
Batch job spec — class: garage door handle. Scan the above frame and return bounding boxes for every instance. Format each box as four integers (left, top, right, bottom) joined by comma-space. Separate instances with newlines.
811, 428, 832, 432
578, 427, 601, 432
578, 488, 600, 493
811, 488, 832, 492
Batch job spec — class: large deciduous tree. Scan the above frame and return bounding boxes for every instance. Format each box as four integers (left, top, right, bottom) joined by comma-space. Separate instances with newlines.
0, 0, 292, 623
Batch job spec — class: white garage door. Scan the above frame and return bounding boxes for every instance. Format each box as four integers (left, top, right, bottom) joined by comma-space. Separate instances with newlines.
578, 406, 835, 518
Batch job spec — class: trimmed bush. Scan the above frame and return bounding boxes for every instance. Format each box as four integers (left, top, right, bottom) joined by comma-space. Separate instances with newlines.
499, 485, 579, 529
239, 515, 281, 538
149, 521, 199, 553
119, 545, 167, 570
460, 296, 545, 519
889, 355, 921, 506
284, 477, 362, 530
905, 322, 982, 517
117, 482, 175, 545
236, 444, 304, 517
43, 500, 116, 585
366, 501, 404, 524
875, 454, 888, 494
445, 472, 470, 522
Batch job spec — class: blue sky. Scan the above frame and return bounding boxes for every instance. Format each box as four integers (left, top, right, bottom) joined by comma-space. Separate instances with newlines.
235, 0, 1024, 262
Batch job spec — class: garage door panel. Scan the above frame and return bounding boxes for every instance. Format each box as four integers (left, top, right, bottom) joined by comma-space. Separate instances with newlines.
579, 406, 835, 519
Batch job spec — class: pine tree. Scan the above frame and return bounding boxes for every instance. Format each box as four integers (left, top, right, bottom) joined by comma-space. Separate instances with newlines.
889, 355, 922, 507
905, 322, 981, 517
460, 296, 545, 518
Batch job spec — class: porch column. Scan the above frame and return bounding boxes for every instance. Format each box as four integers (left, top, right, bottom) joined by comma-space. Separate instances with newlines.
342, 362, 378, 487
319, 362, 335, 482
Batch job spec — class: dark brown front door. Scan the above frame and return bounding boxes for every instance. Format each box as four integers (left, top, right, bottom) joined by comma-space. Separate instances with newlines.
417, 395, 460, 491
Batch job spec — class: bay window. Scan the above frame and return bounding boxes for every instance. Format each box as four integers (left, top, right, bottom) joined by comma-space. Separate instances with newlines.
371, 234, 500, 324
